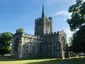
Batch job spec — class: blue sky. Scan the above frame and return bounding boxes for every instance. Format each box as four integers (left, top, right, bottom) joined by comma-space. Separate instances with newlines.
0, 0, 76, 37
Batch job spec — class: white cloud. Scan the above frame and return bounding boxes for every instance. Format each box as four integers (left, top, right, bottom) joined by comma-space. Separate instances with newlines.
64, 27, 72, 37
64, 27, 73, 43
56, 11, 72, 18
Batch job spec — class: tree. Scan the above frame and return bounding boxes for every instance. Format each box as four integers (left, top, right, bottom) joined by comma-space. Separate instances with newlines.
67, 0, 85, 53
0, 32, 13, 56
16, 28, 24, 33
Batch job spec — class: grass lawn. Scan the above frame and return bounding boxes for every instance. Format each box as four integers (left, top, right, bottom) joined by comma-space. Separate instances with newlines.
0, 56, 85, 64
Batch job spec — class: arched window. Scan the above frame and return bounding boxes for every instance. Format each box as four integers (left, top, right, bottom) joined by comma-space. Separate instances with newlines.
57, 41, 60, 49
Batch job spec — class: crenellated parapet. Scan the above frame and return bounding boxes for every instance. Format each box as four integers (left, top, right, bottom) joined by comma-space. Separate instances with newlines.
44, 32, 58, 37
13, 32, 42, 40
57, 31, 67, 37
48, 17, 52, 20
44, 30, 67, 38
21, 33, 42, 39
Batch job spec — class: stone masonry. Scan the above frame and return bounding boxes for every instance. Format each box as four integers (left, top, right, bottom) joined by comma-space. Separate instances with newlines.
11, 5, 67, 59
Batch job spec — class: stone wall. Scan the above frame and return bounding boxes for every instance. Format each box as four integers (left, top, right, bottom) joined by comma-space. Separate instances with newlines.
11, 33, 42, 58
11, 31, 67, 59
40, 43, 62, 58
42, 31, 67, 58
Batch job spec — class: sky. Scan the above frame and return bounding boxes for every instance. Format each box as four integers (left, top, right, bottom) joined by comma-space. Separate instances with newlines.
0, 0, 78, 38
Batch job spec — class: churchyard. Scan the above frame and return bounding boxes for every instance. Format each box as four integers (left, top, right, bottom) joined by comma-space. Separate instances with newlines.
0, 0, 85, 64
0, 56, 85, 64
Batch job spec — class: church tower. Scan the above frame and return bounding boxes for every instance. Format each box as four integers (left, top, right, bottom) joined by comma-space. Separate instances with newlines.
35, 5, 52, 37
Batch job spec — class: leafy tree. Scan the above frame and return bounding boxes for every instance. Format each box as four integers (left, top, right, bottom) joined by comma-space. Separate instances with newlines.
16, 28, 24, 33
0, 32, 13, 56
67, 0, 85, 53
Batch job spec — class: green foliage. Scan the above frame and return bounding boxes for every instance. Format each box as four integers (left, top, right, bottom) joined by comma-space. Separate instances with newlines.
67, 0, 84, 31
0, 32, 13, 56
72, 26, 85, 53
2, 32, 13, 41
67, 0, 85, 53
16, 28, 24, 33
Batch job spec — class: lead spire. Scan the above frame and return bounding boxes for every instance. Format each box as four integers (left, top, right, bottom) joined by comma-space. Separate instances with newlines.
41, 1, 45, 18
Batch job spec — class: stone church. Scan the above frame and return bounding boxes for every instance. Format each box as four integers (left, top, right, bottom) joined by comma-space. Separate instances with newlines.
11, 5, 67, 59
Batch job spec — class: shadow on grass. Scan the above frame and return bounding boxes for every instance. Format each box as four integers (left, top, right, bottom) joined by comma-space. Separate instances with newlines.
0, 56, 55, 61
0, 56, 19, 61
26, 58, 85, 64
0, 56, 85, 64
